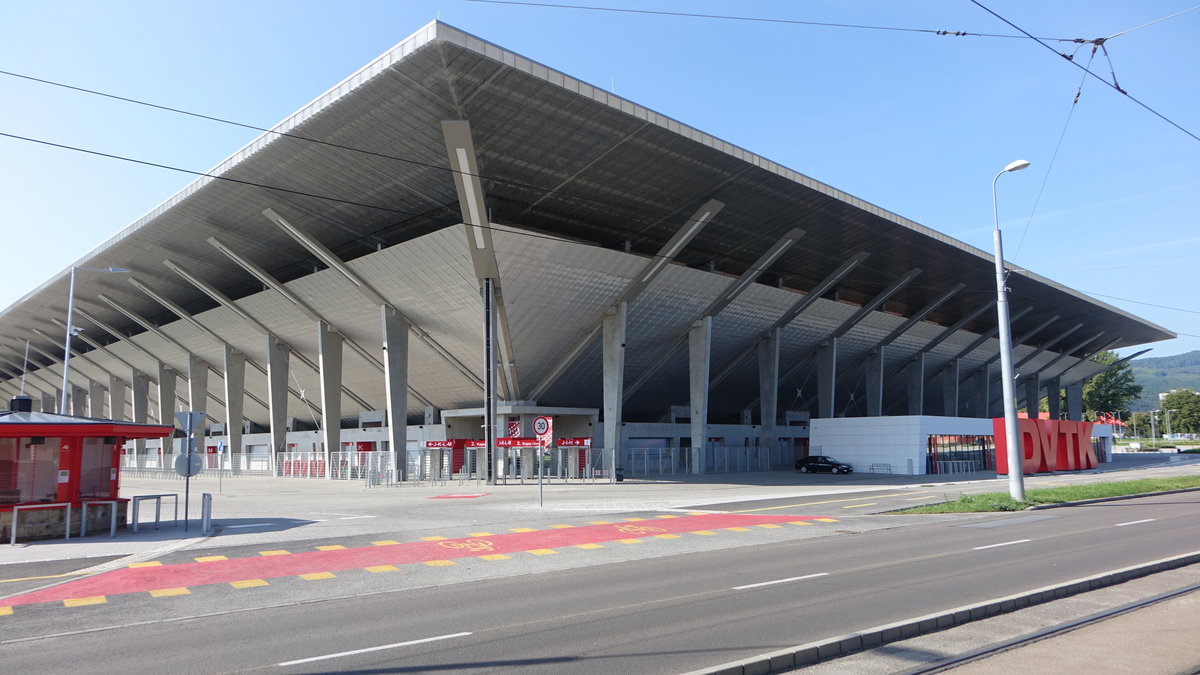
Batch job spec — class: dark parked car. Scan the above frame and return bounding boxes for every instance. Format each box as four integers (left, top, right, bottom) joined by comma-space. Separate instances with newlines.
795, 455, 854, 474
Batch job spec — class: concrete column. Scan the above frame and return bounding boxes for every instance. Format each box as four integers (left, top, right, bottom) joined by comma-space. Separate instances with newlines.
864, 347, 884, 416
1023, 374, 1041, 417
1066, 382, 1084, 421
88, 380, 106, 418
223, 345, 246, 467
906, 354, 924, 415
971, 367, 989, 418
108, 375, 126, 421
424, 406, 439, 424
157, 363, 177, 435
317, 321, 343, 478
740, 409, 753, 425
1046, 376, 1062, 419
941, 359, 959, 416
758, 327, 780, 450
602, 302, 626, 479
688, 316, 712, 474
188, 354, 208, 455
71, 385, 87, 416
816, 339, 837, 418
41, 392, 56, 414
266, 334, 290, 470
131, 369, 150, 465
381, 306, 409, 481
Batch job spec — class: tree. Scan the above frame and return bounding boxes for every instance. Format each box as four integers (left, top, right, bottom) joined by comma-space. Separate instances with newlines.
1082, 351, 1142, 418
1159, 389, 1200, 435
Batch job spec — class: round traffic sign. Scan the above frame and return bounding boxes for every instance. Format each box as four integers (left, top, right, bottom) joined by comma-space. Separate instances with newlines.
533, 416, 550, 435
175, 452, 203, 478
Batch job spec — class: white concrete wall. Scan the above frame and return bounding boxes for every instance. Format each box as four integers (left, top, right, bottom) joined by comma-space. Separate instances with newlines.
809, 416, 995, 475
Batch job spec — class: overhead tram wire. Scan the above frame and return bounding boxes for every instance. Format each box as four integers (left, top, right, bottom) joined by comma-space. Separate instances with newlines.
464, 0, 1077, 41
968, 0, 1200, 144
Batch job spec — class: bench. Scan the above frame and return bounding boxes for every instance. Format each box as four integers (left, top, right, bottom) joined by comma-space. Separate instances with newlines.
869, 463, 893, 474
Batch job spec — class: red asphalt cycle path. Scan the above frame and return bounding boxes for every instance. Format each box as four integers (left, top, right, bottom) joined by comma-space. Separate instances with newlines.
3, 513, 830, 607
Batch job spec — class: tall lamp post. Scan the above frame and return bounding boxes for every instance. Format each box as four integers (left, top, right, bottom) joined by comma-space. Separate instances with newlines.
993, 159, 1031, 501
60, 266, 129, 414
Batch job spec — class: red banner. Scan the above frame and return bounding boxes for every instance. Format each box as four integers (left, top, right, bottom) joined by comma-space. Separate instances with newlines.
497, 437, 539, 448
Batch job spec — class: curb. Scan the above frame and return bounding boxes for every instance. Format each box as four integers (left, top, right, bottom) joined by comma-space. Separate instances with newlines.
1025, 485, 1200, 510
681, 550, 1200, 675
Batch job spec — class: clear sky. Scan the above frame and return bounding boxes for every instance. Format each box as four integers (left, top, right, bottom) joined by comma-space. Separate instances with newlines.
1, 1, 1197, 359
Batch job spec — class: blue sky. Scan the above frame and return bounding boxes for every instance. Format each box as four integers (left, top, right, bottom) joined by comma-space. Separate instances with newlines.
1, 1, 1197, 359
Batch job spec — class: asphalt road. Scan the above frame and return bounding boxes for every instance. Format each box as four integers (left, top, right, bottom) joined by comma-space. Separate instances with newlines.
2, 491, 1197, 674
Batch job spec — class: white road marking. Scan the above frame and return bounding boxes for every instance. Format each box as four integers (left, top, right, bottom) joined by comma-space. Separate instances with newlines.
226, 523, 273, 529
973, 539, 1031, 550
1116, 519, 1156, 527
278, 632, 472, 666
733, 573, 829, 590
336, 515, 377, 520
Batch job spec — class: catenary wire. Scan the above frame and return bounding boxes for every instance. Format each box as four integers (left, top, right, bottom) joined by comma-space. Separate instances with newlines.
968, 0, 1200, 143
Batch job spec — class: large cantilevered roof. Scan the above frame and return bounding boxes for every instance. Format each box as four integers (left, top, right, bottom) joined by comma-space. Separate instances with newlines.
0, 21, 1173, 426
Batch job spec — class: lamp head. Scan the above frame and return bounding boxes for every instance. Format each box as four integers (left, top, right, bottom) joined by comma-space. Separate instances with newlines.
104, 267, 130, 273
1003, 159, 1031, 173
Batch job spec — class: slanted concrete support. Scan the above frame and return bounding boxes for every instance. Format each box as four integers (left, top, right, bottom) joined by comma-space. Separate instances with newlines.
381, 306, 410, 480
1023, 374, 1041, 417
688, 317, 712, 474
816, 340, 837, 418
602, 303, 626, 479
941, 359, 959, 416
108, 374, 125, 422
266, 334, 290, 469
223, 345, 246, 464
88, 381, 106, 417
157, 363, 177, 441
1066, 382, 1084, 421
758, 327, 780, 451
906, 355, 925, 415
188, 354, 208, 455
864, 348, 884, 416
1046, 376, 1062, 419
317, 321, 343, 479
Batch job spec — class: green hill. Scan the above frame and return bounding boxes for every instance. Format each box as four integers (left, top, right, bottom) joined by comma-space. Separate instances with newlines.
1129, 350, 1200, 411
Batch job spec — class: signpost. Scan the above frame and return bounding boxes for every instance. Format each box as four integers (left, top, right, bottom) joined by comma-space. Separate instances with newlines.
174, 411, 205, 531
533, 416, 552, 507
216, 440, 225, 493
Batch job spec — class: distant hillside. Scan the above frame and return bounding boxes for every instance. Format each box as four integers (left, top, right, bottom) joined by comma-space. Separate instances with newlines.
1129, 350, 1200, 411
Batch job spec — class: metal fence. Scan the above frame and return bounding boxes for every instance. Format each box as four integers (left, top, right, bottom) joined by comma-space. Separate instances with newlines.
119, 449, 273, 478
621, 445, 787, 477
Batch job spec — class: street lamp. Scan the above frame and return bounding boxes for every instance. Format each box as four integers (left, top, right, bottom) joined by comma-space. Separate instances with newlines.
1165, 409, 1178, 441
60, 266, 129, 414
993, 159, 1031, 501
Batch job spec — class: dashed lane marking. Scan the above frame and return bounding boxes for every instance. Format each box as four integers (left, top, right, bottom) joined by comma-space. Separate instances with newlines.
842, 503, 877, 509
468, 532, 494, 537
316, 545, 347, 551
726, 527, 751, 532
129, 561, 163, 568
420, 536, 449, 542
814, 518, 838, 523
906, 495, 937, 501
588, 521, 613, 525
372, 540, 400, 546
424, 560, 455, 567
527, 549, 558, 555
653, 534, 681, 539
549, 524, 573, 529
755, 524, 782, 529
624, 517, 646, 522
258, 550, 290, 557
148, 587, 190, 598
788, 521, 813, 526
732, 494, 908, 513
365, 565, 400, 573
655, 515, 678, 519
615, 539, 642, 544
510, 528, 536, 533
63, 596, 106, 607
230, 579, 268, 589
299, 572, 336, 581
480, 554, 510, 561
196, 556, 229, 562
0, 606, 11, 616
575, 543, 604, 550
692, 530, 717, 535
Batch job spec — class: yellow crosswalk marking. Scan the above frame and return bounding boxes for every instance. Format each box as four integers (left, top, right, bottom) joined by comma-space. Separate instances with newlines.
149, 587, 190, 598
299, 572, 335, 581
230, 579, 268, 589
64, 596, 106, 607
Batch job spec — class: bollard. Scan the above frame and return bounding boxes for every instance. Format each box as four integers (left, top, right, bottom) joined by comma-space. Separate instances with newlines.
201, 493, 213, 535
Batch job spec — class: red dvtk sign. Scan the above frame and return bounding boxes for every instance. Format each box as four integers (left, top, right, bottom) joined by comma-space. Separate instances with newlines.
993, 418, 1098, 474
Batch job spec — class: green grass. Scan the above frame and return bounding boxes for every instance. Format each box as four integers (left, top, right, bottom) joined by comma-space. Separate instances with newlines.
898, 475, 1200, 513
